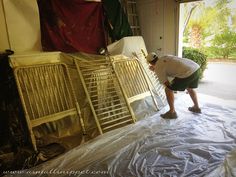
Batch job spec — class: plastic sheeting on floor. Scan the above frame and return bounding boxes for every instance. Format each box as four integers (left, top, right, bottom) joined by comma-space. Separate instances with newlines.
5, 93, 236, 177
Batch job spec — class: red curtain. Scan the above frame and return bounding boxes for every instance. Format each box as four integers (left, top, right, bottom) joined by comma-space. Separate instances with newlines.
38, 0, 106, 54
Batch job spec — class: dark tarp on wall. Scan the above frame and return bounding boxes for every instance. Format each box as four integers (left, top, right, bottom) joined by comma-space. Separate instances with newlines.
37, 0, 133, 54
102, 0, 133, 42
37, 0, 106, 54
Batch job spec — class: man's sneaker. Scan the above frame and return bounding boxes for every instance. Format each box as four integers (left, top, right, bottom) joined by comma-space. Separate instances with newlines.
161, 111, 178, 119
188, 106, 201, 113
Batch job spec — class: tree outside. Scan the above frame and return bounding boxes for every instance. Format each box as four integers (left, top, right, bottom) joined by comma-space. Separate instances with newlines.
182, 0, 236, 60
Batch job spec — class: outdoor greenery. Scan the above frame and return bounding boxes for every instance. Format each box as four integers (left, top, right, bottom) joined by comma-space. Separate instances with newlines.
182, 47, 207, 79
211, 29, 236, 58
183, 0, 236, 59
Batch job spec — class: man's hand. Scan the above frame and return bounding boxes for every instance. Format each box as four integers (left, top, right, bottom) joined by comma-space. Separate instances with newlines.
164, 81, 171, 87
149, 65, 155, 72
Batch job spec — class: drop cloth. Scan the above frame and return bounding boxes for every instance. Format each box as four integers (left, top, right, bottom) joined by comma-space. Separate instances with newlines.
5, 93, 236, 177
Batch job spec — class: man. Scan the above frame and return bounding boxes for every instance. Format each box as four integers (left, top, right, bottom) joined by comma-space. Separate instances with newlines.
146, 52, 201, 119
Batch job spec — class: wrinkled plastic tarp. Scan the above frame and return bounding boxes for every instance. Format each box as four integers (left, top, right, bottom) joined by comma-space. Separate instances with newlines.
7, 93, 236, 177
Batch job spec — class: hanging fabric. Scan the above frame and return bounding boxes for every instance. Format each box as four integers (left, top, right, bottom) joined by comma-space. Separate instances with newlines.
102, 0, 133, 42
37, 0, 106, 54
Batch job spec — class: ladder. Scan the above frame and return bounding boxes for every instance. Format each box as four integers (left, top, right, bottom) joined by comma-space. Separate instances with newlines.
123, 0, 141, 36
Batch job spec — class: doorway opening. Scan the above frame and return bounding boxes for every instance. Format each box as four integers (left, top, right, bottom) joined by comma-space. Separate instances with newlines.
178, 0, 236, 100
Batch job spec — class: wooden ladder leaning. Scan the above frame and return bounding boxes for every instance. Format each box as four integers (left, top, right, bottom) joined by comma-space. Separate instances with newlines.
122, 0, 141, 36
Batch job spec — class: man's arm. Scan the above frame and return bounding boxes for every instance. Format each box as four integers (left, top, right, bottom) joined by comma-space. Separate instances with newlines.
148, 63, 169, 86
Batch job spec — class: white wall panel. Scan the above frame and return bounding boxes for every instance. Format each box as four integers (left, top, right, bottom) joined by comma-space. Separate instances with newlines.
163, 0, 177, 55
3, 0, 42, 53
137, 0, 178, 56
0, 0, 10, 51
137, 0, 164, 55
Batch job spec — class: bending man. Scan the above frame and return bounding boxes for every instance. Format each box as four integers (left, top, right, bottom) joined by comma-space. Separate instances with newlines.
146, 52, 201, 119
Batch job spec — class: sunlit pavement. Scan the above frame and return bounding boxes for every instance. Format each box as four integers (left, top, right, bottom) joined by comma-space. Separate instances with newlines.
197, 62, 236, 101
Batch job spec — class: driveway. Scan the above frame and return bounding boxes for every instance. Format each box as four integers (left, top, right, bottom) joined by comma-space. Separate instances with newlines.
197, 62, 236, 101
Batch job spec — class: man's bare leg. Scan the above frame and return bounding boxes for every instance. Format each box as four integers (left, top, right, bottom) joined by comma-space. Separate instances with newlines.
165, 87, 175, 113
160, 87, 178, 119
187, 88, 201, 112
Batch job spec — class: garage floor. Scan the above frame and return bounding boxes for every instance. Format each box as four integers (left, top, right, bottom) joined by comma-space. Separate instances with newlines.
11, 93, 236, 177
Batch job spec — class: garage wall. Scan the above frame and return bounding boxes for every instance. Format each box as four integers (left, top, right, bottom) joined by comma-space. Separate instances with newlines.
0, 0, 180, 55
0, 0, 42, 53
163, 0, 178, 55
0, 0, 10, 51
136, 0, 164, 55
137, 0, 178, 56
